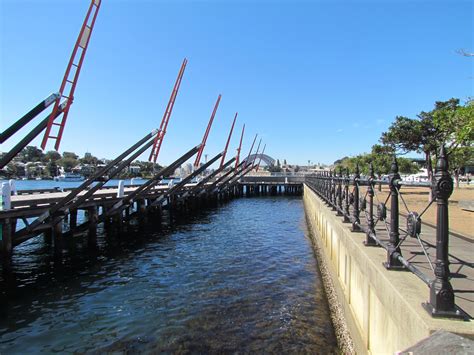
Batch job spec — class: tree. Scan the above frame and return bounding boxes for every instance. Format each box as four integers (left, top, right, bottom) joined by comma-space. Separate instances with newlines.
333, 156, 349, 166
450, 146, 474, 187
47, 161, 59, 177
131, 160, 158, 178
370, 144, 396, 174
334, 145, 418, 176
268, 164, 282, 173
44, 150, 61, 162
380, 98, 468, 181
79, 152, 101, 166
5, 162, 21, 178
20, 146, 44, 162
58, 157, 78, 172
58, 151, 79, 172
433, 99, 473, 150
63, 151, 79, 160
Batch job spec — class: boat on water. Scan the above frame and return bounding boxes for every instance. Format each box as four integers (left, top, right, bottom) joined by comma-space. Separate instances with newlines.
54, 172, 85, 182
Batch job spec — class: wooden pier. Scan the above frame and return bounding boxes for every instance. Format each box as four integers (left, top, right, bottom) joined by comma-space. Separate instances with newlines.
0, 179, 303, 258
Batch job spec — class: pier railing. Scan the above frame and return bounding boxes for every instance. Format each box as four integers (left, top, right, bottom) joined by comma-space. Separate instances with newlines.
305, 146, 468, 320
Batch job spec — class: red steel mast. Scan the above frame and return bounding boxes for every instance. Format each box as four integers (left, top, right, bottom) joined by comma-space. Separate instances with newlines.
194, 94, 221, 168
149, 58, 188, 163
220, 112, 237, 168
235, 124, 245, 169
41, 0, 102, 151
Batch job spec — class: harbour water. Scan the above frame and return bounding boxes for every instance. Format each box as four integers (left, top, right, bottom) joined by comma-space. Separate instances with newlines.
0, 191, 337, 352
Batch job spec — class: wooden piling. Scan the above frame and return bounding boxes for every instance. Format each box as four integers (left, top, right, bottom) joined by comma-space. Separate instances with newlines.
1, 218, 13, 257
88, 206, 98, 245
53, 220, 63, 255
69, 209, 78, 229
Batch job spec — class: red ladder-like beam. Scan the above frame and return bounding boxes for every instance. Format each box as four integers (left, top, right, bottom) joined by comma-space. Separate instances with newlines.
220, 112, 237, 168
235, 124, 245, 169
149, 58, 188, 163
41, 0, 102, 151
194, 94, 221, 168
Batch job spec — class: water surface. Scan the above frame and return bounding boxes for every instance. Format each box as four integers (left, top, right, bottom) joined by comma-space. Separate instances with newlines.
0, 196, 337, 353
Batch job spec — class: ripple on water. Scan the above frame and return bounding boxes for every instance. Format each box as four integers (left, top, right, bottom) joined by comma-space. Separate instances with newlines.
0, 196, 337, 353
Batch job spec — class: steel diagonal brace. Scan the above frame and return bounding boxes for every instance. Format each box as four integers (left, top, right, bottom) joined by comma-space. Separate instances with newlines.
0, 101, 67, 169
208, 163, 247, 194
181, 157, 236, 199
105, 144, 201, 217
21, 130, 159, 234
219, 159, 255, 192
22, 145, 199, 239
203, 160, 247, 194
220, 164, 254, 192
149, 152, 223, 207
1, 93, 60, 144
58, 135, 157, 213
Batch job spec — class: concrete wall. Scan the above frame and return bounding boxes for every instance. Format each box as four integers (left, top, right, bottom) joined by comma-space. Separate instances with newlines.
303, 185, 473, 354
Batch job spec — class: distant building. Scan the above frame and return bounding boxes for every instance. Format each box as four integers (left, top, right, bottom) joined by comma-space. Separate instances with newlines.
402, 168, 429, 182
128, 166, 141, 174
183, 163, 193, 175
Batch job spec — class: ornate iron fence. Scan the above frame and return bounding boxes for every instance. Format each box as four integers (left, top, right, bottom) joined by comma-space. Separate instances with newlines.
305, 146, 469, 320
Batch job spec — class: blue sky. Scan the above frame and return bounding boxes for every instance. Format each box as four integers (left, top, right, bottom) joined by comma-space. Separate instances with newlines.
1, 0, 472, 166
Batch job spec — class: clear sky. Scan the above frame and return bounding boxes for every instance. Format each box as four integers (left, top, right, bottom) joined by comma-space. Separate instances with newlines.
1, 0, 472, 166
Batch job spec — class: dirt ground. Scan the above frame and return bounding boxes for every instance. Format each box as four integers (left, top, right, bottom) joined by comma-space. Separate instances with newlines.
373, 185, 473, 238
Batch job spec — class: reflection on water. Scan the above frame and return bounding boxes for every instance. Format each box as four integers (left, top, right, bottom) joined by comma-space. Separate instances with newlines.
0, 196, 337, 353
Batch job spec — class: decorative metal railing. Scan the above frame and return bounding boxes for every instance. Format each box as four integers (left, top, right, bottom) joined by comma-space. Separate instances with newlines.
305, 146, 468, 320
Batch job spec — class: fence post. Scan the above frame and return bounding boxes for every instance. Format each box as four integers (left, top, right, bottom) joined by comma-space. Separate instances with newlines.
337, 167, 343, 216
423, 146, 463, 318
351, 163, 361, 232
319, 172, 323, 198
344, 168, 350, 223
383, 156, 404, 269
317, 172, 321, 195
324, 171, 329, 201
322, 171, 326, 197
330, 170, 336, 210
365, 162, 377, 246
326, 170, 332, 204
328, 171, 332, 202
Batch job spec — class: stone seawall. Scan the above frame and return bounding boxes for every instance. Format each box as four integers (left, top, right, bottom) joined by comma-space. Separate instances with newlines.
303, 185, 473, 354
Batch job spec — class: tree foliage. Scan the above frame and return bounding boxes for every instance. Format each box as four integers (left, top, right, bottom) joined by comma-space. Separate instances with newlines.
20, 146, 44, 162
44, 150, 61, 162
334, 144, 419, 175
79, 152, 102, 166
380, 98, 473, 179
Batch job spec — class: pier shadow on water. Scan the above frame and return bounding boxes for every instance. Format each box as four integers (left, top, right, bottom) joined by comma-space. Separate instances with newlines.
0, 196, 337, 353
